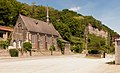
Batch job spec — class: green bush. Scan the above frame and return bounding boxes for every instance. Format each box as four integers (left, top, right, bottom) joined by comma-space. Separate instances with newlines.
49, 45, 56, 55
49, 45, 55, 51
57, 39, 65, 54
102, 45, 115, 54
88, 49, 101, 54
23, 42, 32, 56
23, 42, 32, 51
9, 49, 19, 57
72, 44, 83, 53
0, 40, 10, 49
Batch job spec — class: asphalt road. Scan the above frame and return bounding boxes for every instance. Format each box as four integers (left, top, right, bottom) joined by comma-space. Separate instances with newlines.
0, 55, 115, 73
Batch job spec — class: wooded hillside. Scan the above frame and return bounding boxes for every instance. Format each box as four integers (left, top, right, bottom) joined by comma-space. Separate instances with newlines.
0, 0, 118, 53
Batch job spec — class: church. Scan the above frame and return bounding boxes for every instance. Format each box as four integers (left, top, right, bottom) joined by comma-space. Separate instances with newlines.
11, 14, 60, 51
11, 7, 70, 53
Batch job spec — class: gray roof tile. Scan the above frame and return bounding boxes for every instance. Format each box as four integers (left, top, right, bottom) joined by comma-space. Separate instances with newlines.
20, 14, 58, 36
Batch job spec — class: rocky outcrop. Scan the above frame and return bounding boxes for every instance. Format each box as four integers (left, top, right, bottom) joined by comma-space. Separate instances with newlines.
88, 24, 108, 39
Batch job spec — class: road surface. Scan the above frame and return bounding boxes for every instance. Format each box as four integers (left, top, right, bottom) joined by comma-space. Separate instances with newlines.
0, 54, 118, 73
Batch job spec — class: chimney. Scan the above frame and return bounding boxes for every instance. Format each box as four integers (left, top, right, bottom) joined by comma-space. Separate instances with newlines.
46, 5, 49, 24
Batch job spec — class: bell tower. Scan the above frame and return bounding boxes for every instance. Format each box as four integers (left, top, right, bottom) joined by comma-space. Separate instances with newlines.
46, 5, 49, 24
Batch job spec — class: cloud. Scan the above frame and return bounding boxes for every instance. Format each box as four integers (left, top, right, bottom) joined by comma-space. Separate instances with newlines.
69, 6, 81, 12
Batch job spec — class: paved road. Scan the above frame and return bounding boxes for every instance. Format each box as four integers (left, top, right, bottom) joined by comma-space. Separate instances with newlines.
0, 55, 116, 73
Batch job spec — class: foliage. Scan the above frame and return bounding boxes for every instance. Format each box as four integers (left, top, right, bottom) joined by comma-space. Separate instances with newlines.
23, 42, 32, 51
23, 42, 32, 56
49, 44, 55, 55
0, 0, 21, 26
49, 45, 55, 51
71, 44, 83, 53
0, 40, 5, 49
9, 49, 19, 57
53, 21, 71, 41
57, 39, 65, 54
0, 0, 118, 53
101, 45, 115, 54
0, 40, 10, 49
88, 34, 106, 50
88, 49, 101, 54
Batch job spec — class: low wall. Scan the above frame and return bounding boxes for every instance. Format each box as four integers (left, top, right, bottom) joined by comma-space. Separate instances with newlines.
0, 49, 10, 57
87, 54, 102, 58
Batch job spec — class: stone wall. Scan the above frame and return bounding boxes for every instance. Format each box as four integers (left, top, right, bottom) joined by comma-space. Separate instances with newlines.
0, 49, 10, 57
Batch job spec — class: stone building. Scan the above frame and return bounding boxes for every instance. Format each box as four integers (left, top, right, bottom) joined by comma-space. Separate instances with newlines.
0, 26, 13, 41
11, 14, 70, 53
11, 14, 59, 50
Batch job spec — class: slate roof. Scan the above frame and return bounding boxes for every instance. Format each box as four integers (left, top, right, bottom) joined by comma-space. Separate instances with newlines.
20, 14, 59, 36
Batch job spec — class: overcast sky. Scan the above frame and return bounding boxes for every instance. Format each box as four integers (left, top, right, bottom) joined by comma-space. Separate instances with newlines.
18, 0, 120, 34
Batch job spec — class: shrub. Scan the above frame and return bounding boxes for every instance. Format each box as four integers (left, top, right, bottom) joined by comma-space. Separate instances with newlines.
57, 39, 65, 54
72, 44, 83, 53
49, 45, 56, 55
0, 40, 6, 49
23, 42, 32, 56
88, 49, 101, 54
49, 45, 55, 51
9, 49, 19, 57
0, 40, 10, 49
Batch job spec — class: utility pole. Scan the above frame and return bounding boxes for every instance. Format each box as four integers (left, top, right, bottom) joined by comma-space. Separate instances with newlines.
106, 32, 111, 46
84, 26, 89, 55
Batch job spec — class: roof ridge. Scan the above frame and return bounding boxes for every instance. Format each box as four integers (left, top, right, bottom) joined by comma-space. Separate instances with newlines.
19, 14, 58, 36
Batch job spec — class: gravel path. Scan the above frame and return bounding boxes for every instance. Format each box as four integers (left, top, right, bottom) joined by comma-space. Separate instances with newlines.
0, 54, 119, 73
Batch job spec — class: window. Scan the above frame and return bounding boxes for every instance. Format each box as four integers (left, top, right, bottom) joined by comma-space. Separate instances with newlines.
39, 35, 43, 44
18, 23, 22, 33
47, 36, 51, 44
31, 34, 35, 44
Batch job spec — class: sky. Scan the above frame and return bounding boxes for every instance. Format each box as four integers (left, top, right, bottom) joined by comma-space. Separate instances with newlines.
18, 0, 120, 34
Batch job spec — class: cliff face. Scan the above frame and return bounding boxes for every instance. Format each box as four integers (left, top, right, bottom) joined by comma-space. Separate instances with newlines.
88, 24, 108, 39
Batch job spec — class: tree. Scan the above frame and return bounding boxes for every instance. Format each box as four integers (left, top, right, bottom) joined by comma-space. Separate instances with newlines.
0, 0, 118, 54
57, 39, 65, 54
0, 0, 21, 26
49, 45, 55, 55
23, 42, 32, 56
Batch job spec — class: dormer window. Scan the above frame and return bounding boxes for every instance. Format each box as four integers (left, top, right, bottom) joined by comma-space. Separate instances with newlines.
18, 23, 22, 33
18, 23, 22, 27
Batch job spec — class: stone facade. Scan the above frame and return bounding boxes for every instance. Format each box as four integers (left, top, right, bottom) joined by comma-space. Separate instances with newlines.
11, 15, 59, 51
